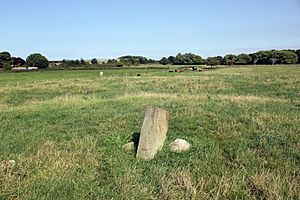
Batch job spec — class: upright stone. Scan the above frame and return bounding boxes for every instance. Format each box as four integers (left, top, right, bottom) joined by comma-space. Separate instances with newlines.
136, 107, 169, 160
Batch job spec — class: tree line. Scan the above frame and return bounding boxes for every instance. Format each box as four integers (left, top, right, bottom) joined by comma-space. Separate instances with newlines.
0, 52, 48, 69
1, 49, 300, 70
107, 56, 156, 66
159, 50, 300, 66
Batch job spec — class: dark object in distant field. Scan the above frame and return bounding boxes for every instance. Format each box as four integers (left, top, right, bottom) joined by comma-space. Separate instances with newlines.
190, 66, 198, 71
173, 68, 185, 73
137, 74, 141, 76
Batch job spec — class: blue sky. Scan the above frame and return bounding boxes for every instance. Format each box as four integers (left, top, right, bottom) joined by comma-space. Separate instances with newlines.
1, 0, 300, 60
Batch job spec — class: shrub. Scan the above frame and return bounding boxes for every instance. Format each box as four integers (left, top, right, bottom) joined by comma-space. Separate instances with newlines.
26, 53, 49, 69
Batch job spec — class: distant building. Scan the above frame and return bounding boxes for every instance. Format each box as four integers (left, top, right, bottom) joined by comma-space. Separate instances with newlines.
49, 60, 62, 67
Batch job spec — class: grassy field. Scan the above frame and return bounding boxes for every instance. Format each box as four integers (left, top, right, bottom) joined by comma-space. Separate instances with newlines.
0, 66, 299, 199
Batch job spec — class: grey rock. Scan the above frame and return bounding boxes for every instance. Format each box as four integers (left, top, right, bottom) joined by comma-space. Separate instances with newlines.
169, 139, 191, 153
123, 142, 135, 151
136, 107, 169, 160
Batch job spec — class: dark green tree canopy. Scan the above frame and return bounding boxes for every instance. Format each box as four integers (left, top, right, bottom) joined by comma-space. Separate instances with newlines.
223, 54, 237, 65
80, 58, 86, 65
296, 49, 300, 63
0, 51, 12, 69
91, 58, 98, 64
75, 60, 80, 65
167, 56, 175, 64
206, 57, 221, 66
159, 57, 169, 65
236, 54, 252, 65
255, 50, 298, 64
278, 50, 298, 64
173, 53, 204, 65
117, 55, 156, 66
0, 51, 12, 62
163, 49, 298, 66
61, 59, 86, 67
26, 53, 49, 69
12, 57, 25, 66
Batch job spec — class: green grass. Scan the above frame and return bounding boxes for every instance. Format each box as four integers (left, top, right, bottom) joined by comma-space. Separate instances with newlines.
0, 66, 299, 199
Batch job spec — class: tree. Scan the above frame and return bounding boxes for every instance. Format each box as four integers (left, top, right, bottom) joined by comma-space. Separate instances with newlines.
75, 60, 80, 65
0, 51, 12, 69
249, 53, 258, 66
26, 53, 49, 69
296, 49, 300, 64
236, 54, 252, 65
278, 50, 297, 64
91, 58, 98, 64
138, 57, 148, 64
118, 55, 149, 66
147, 59, 156, 64
167, 56, 175, 64
12, 57, 25, 66
222, 54, 237, 65
269, 50, 281, 65
215, 56, 223, 64
191, 53, 204, 64
174, 53, 183, 64
255, 51, 270, 64
0, 51, 12, 62
80, 58, 86, 65
159, 57, 169, 65
206, 57, 221, 67
254, 50, 298, 65
174, 53, 204, 65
